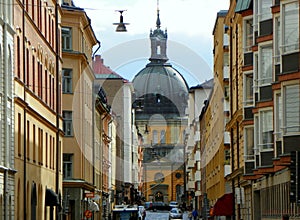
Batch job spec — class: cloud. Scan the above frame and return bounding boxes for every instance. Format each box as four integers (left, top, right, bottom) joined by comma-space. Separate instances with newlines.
73, 0, 229, 74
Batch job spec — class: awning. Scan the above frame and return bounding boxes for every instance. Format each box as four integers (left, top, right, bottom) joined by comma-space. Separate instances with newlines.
212, 193, 233, 216
235, 0, 252, 13
45, 188, 60, 206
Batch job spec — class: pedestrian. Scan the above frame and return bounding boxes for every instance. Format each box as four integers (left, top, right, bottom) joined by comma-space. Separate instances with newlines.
192, 208, 198, 220
188, 209, 193, 220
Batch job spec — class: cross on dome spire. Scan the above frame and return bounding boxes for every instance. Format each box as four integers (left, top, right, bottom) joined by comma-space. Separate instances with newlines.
156, 0, 161, 28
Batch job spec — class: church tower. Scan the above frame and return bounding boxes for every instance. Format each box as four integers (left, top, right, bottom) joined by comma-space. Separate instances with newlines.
149, 7, 168, 63
132, 2, 188, 204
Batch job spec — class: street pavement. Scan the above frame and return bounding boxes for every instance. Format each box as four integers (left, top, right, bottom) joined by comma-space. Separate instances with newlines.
145, 210, 189, 220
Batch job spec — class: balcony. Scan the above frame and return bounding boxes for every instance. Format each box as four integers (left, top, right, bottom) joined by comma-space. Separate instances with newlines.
195, 151, 200, 161
187, 159, 195, 169
224, 164, 231, 177
224, 131, 230, 144
195, 170, 201, 181
187, 181, 195, 189
223, 65, 229, 78
194, 131, 200, 142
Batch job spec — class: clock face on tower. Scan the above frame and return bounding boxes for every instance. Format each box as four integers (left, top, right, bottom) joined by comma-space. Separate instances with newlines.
154, 172, 165, 183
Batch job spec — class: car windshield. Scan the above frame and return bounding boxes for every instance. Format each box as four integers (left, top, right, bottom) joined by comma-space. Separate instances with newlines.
171, 208, 181, 213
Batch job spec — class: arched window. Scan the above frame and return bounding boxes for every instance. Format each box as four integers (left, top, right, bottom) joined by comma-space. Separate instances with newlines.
160, 130, 166, 144
153, 130, 158, 144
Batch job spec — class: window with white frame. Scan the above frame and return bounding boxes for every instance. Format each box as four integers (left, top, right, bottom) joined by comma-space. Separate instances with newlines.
283, 84, 300, 133
274, 92, 282, 140
259, 45, 273, 86
63, 111, 73, 136
244, 72, 254, 106
274, 16, 281, 64
63, 154, 73, 179
62, 68, 72, 93
258, 0, 272, 21
253, 53, 259, 92
259, 110, 273, 150
244, 18, 253, 52
254, 115, 259, 154
244, 126, 254, 161
282, 1, 299, 54
62, 27, 72, 51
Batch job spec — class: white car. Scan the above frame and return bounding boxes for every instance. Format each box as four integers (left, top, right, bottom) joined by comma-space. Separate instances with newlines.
169, 208, 183, 219
169, 201, 179, 208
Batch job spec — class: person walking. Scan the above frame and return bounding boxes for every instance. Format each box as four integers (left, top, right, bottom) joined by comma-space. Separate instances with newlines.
188, 209, 193, 220
192, 208, 198, 220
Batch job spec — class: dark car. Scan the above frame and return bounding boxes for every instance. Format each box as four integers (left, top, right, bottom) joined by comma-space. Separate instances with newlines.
144, 201, 153, 210
148, 202, 170, 211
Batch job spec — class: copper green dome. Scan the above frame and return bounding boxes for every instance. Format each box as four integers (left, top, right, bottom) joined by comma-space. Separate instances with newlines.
132, 10, 188, 119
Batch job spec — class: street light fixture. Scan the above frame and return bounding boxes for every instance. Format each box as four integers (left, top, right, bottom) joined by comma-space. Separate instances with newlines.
113, 10, 129, 32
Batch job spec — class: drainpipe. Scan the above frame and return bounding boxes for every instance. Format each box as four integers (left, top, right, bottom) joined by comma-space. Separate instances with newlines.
22, 0, 27, 219
92, 40, 101, 60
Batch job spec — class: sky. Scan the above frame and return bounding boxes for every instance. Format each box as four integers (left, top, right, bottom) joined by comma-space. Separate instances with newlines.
73, 0, 230, 87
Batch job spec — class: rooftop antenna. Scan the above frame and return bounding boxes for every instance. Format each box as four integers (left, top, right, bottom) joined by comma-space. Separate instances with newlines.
113, 10, 129, 32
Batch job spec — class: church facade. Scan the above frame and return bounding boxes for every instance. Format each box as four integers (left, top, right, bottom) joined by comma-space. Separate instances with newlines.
132, 8, 189, 204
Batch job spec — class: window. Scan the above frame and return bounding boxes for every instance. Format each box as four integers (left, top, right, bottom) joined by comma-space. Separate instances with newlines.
259, 45, 272, 85
62, 68, 73, 93
244, 18, 253, 52
283, 84, 300, 133
259, 110, 273, 149
244, 126, 254, 161
224, 149, 230, 164
274, 16, 281, 64
274, 93, 282, 140
153, 130, 158, 144
63, 154, 73, 179
282, 1, 299, 53
160, 130, 166, 144
253, 53, 259, 92
62, 27, 72, 51
258, 0, 272, 21
243, 72, 253, 106
63, 111, 73, 136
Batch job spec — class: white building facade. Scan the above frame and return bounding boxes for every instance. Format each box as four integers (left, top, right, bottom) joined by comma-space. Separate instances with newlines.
0, 0, 16, 218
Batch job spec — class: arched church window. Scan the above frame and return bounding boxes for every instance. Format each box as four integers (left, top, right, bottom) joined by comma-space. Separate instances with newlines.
153, 130, 158, 144
160, 130, 166, 144
157, 45, 161, 55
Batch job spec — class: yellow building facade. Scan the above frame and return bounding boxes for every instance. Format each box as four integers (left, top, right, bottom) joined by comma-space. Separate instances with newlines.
14, 0, 63, 219
61, 1, 102, 219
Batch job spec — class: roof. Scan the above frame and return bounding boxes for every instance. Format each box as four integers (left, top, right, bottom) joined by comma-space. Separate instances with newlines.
235, 0, 252, 13
189, 78, 214, 91
92, 55, 125, 80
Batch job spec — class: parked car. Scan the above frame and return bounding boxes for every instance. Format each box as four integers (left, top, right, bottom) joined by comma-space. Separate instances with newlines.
148, 202, 170, 211
169, 201, 179, 208
144, 201, 153, 210
169, 208, 183, 219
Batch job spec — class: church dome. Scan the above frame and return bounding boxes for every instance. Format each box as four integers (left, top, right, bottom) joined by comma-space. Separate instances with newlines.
132, 10, 188, 119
